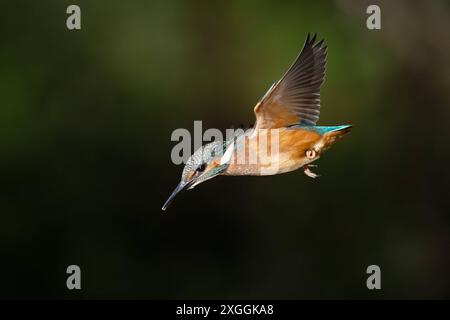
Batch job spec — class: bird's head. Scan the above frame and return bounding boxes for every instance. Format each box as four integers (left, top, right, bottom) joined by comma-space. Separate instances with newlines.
162, 141, 230, 211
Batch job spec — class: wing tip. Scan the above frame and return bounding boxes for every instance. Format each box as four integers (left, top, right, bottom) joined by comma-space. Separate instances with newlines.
305, 32, 326, 50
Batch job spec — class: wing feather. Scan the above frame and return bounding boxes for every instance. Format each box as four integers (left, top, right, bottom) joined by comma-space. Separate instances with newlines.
254, 33, 327, 128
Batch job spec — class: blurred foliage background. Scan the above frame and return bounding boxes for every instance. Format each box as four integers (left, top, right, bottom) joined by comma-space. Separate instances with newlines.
0, 0, 449, 299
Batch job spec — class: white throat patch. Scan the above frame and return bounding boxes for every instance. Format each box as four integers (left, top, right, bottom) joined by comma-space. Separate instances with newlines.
220, 142, 234, 165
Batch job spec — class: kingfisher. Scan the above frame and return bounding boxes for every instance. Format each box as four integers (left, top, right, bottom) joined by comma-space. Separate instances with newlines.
162, 34, 352, 211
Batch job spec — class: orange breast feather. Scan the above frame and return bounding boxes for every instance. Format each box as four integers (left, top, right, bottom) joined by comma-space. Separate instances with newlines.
225, 128, 321, 176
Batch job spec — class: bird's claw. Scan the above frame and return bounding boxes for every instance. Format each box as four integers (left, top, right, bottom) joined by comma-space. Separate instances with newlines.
304, 164, 320, 178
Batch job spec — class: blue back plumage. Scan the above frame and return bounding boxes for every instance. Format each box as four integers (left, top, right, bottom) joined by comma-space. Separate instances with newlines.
290, 125, 352, 135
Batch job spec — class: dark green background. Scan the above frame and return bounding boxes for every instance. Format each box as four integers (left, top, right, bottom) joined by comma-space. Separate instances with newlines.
1, 0, 449, 298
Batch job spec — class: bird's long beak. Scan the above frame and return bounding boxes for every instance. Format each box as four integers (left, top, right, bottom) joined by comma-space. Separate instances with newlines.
161, 180, 193, 211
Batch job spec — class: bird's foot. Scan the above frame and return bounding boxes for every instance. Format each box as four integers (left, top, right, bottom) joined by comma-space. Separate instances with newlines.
303, 164, 320, 178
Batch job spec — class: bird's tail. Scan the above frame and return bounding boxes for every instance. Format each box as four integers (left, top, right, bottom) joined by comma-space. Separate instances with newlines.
321, 125, 352, 150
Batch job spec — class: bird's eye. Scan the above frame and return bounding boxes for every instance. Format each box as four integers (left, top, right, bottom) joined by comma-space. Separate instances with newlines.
306, 149, 316, 159
196, 163, 206, 173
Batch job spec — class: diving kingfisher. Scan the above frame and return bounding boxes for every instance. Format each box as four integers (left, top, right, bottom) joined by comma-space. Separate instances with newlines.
162, 34, 352, 210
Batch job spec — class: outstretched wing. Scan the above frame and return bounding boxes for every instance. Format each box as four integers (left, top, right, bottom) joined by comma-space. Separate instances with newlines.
254, 34, 327, 129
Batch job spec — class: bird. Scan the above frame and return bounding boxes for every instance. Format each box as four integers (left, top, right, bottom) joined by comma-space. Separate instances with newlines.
162, 33, 352, 211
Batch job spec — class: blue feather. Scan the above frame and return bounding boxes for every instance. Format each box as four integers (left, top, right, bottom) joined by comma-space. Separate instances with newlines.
292, 125, 352, 135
